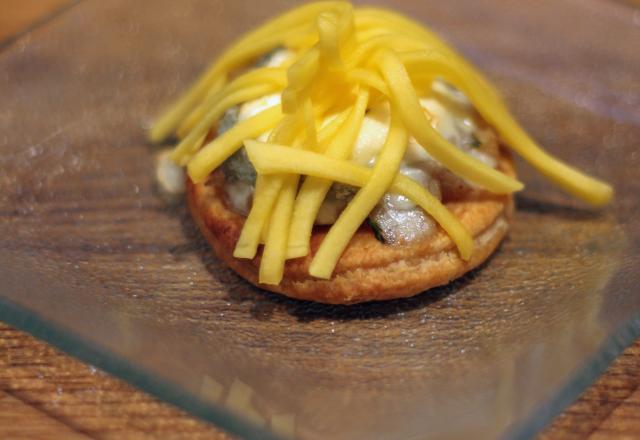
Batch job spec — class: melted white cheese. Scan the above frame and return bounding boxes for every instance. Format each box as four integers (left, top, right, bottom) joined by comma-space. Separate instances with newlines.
238, 93, 282, 125
352, 84, 485, 169
237, 48, 294, 136
156, 149, 185, 196
262, 48, 295, 69
225, 180, 254, 216
351, 80, 497, 211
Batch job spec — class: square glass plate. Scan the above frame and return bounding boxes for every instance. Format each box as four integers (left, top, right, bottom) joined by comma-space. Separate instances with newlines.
0, 0, 638, 438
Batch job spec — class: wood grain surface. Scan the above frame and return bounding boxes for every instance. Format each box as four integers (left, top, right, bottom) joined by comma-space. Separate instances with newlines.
0, 1, 639, 439
0, 323, 229, 440
0, 0, 72, 43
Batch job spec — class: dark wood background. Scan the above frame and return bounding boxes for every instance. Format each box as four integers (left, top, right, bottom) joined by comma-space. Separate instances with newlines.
0, 1, 639, 439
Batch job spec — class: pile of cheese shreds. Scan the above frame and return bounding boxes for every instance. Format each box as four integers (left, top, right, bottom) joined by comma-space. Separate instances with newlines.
150, 1, 612, 285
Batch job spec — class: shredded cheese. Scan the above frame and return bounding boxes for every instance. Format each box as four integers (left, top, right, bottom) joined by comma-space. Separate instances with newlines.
244, 140, 474, 260
259, 174, 299, 284
287, 88, 369, 258
186, 106, 282, 183
317, 12, 343, 70
309, 107, 408, 278
173, 84, 280, 164
302, 98, 318, 150
233, 175, 283, 259
149, 1, 351, 141
151, 1, 613, 284
233, 115, 300, 259
380, 50, 522, 194
176, 67, 287, 141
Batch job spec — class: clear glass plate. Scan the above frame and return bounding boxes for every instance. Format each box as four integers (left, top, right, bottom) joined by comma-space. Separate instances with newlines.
0, 0, 638, 439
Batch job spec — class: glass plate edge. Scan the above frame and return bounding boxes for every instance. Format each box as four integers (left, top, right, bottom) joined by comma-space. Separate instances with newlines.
0, 297, 287, 440
505, 314, 640, 440
1, 295, 639, 440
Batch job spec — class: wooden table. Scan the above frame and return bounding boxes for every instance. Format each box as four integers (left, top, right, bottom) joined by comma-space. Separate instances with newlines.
2, 322, 640, 439
1, 2, 639, 439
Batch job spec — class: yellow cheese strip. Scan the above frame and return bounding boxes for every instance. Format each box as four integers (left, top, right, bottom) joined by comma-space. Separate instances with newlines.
352, 27, 392, 45
313, 81, 357, 116
400, 50, 507, 119
233, 175, 283, 258
355, 7, 504, 104
245, 140, 473, 261
316, 3, 355, 68
149, 2, 351, 142
259, 174, 299, 284
287, 46, 321, 90
391, 176, 473, 260
317, 109, 350, 147
356, 8, 450, 44
401, 51, 613, 205
337, 4, 356, 48
289, 52, 348, 113
172, 84, 280, 164
317, 12, 342, 70
346, 69, 389, 96
496, 118, 613, 205
233, 115, 301, 259
314, 87, 367, 151
187, 106, 282, 183
309, 108, 409, 278
176, 67, 287, 140
356, 9, 481, 74
303, 98, 318, 149
257, 123, 312, 282
284, 27, 319, 50
282, 47, 321, 113
379, 49, 523, 194
355, 20, 451, 60
259, 209, 270, 244
346, 34, 424, 70
287, 88, 369, 258
236, 107, 350, 260
506, 127, 612, 205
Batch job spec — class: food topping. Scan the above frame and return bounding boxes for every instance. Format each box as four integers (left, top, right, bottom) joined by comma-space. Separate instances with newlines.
151, 2, 613, 284
156, 150, 186, 197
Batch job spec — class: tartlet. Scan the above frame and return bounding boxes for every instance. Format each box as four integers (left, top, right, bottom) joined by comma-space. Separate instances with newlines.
151, 2, 612, 304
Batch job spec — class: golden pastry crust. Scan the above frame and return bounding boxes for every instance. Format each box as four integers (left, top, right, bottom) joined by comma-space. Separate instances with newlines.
187, 148, 516, 304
